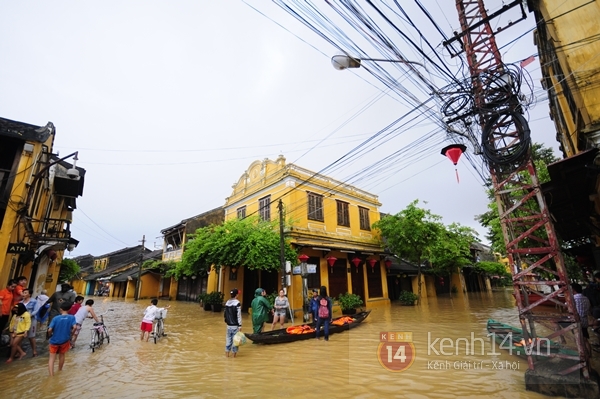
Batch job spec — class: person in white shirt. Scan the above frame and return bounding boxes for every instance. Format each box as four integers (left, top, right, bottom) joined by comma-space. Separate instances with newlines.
140, 298, 170, 342
70, 299, 100, 348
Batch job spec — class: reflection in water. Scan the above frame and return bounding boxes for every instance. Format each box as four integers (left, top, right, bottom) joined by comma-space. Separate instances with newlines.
0, 291, 554, 398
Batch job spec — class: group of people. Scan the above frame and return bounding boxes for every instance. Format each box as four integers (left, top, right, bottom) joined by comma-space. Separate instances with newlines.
224, 285, 334, 357
0, 278, 102, 376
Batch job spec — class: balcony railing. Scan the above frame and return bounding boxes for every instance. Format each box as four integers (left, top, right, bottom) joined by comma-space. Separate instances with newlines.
37, 218, 72, 243
163, 248, 183, 261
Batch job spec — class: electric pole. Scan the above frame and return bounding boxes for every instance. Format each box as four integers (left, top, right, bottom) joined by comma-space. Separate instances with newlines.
278, 199, 286, 291
135, 235, 145, 301
444, 0, 588, 377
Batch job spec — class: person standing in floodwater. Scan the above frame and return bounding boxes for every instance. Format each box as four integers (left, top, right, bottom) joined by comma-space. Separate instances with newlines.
250, 288, 272, 334
224, 288, 242, 357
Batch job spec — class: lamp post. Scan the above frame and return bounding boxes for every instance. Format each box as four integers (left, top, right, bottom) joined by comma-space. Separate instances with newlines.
331, 55, 425, 70
298, 254, 310, 322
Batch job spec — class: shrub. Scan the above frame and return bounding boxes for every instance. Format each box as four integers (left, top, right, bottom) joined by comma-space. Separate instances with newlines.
398, 291, 418, 305
337, 292, 363, 310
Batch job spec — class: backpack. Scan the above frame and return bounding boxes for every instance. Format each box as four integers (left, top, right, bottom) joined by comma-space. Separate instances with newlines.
318, 297, 329, 318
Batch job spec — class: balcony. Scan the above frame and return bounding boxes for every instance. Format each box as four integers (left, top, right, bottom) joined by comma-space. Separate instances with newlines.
163, 248, 183, 262
37, 218, 73, 243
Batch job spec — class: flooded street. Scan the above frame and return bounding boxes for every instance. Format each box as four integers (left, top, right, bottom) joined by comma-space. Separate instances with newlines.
1, 290, 556, 398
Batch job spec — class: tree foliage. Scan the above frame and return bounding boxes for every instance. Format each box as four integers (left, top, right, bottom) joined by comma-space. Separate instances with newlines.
58, 258, 81, 282
472, 261, 510, 277
143, 260, 177, 274
373, 200, 443, 302
170, 216, 297, 279
430, 223, 477, 276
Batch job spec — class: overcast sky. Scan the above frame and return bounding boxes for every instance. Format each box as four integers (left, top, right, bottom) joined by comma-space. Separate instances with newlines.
0, 1, 559, 257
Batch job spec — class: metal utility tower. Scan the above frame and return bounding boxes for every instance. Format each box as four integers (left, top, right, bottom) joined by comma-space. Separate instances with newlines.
445, 0, 589, 377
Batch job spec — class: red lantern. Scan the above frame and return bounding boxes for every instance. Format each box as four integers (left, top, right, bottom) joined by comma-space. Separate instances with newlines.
326, 256, 337, 273
441, 144, 466, 183
47, 250, 57, 261
351, 257, 361, 271
298, 254, 310, 263
384, 258, 392, 270
368, 259, 377, 273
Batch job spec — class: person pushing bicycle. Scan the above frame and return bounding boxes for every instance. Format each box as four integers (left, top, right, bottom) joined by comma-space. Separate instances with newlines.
140, 298, 170, 342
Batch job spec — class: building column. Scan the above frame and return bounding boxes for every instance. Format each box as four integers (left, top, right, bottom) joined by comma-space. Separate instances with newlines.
425, 275, 437, 297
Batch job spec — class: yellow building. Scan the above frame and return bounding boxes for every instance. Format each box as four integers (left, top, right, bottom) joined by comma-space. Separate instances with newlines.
0, 117, 84, 294
217, 156, 389, 316
530, 1, 600, 271
160, 208, 224, 301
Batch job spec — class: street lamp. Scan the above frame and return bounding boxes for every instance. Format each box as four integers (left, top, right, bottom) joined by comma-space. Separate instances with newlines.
298, 254, 310, 322
331, 55, 425, 71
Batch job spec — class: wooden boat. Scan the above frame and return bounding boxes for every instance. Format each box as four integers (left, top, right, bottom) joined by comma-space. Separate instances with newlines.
245, 310, 371, 344
486, 319, 578, 358
512, 289, 565, 308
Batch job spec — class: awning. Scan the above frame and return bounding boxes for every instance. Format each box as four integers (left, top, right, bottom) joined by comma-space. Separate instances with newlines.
542, 148, 600, 244
111, 268, 143, 282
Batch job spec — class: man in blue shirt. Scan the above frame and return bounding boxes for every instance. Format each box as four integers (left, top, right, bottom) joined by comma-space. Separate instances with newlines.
47, 301, 76, 376
310, 289, 319, 322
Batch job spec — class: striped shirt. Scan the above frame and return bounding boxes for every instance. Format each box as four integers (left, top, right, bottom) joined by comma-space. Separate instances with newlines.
574, 293, 591, 328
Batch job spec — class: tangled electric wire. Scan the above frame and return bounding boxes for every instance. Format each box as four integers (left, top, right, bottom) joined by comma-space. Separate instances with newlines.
481, 110, 531, 168
440, 63, 532, 168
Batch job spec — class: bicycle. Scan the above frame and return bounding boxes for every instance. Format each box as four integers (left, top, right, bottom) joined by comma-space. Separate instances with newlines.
152, 308, 167, 344
90, 310, 113, 352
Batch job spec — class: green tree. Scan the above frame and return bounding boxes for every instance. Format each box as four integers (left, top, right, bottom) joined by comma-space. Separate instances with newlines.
58, 258, 80, 282
373, 200, 442, 302
171, 216, 297, 279
430, 223, 477, 285
472, 261, 510, 277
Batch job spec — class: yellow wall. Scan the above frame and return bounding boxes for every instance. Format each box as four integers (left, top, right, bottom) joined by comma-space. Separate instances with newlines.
223, 157, 387, 313
139, 273, 160, 299
0, 134, 54, 286
71, 279, 86, 296
536, 1, 600, 156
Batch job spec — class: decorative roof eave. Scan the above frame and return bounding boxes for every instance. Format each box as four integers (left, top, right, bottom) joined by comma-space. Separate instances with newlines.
0, 117, 54, 143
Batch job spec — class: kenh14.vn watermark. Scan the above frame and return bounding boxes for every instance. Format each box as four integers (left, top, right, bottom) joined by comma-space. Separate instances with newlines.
377, 331, 546, 372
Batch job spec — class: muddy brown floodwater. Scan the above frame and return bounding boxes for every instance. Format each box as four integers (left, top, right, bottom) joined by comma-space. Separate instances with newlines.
0, 290, 561, 398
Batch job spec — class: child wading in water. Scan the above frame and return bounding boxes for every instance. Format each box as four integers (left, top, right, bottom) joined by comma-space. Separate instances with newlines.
140, 298, 170, 342
47, 301, 76, 376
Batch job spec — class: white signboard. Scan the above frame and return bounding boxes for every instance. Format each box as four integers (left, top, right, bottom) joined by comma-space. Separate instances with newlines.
292, 264, 318, 275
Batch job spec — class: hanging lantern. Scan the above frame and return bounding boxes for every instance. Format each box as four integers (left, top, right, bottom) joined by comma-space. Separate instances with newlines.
298, 254, 310, 264
441, 144, 466, 183
351, 257, 361, 272
326, 256, 337, 273
47, 250, 57, 261
384, 258, 392, 271
368, 259, 377, 273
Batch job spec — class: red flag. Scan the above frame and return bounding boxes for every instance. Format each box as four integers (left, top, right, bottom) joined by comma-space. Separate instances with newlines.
520, 56, 535, 68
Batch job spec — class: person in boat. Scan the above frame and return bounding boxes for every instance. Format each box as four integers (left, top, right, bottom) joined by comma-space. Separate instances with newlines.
250, 288, 272, 334
315, 286, 333, 341
224, 288, 242, 357
271, 289, 289, 331
310, 289, 319, 322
